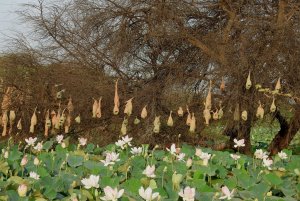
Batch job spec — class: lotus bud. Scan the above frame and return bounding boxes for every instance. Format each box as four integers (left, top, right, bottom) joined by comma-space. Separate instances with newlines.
177, 107, 184, 117
134, 117, 140, 125
17, 184, 27, 197
167, 111, 173, 127
124, 97, 134, 116
4, 151, 8, 159
75, 115, 81, 124
34, 157, 40, 166
61, 142, 66, 148
96, 97, 102, 118
20, 155, 28, 166
153, 116, 161, 133
186, 158, 193, 168
270, 97, 276, 112
17, 118, 22, 130
245, 71, 252, 89
203, 109, 211, 125
241, 110, 248, 121
141, 105, 147, 119
189, 113, 196, 133
92, 98, 98, 118
256, 101, 264, 119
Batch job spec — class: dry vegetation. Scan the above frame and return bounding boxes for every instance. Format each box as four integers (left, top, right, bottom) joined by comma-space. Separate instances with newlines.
1, 0, 300, 154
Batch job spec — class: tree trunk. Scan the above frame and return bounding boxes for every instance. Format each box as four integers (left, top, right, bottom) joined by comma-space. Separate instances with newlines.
268, 104, 300, 155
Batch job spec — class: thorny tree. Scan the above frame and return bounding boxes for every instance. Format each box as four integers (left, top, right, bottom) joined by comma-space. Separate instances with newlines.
4, 0, 300, 154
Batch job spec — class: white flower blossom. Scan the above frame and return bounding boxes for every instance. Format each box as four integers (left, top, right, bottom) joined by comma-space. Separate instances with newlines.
25, 137, 37, 146
139, 187, 160, 201
81, 175, 100, 189
100, 186, 124, 201
254, 149, 268, 160
177, 153, 186, 161
233, 139, 245, 148
178, 186, 195, 201
56, 135, 64, 144
143, 165, 156, 178
219, 186, 235, 200
130, 147, 143, 155
101, 152, 120, 166
29, 171, 40, 180
262, 158, 273, 170
230, 154, 240, 161
34, 142, 43, 151
78, 137, 87, 146
278, 151, 288, 160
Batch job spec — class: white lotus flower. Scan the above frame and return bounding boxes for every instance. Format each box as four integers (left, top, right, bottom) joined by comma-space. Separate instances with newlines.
130, 147, 143, 155
166, 144, 177, 155
254, 149, 268, 160
278, 151, 288, 160
56, 135, 64, 144
139, 187, 160, 201
25, 137, 37, 146
262, 158, 273, 170
115, 140, 126, 149
34, 142, 43, 151
78, 137, 87, 146
29, 171, 40, 180
101, 152, 120, 166
199, 152, 211, 166
100, 186, 124, 201
121, 135, 133, 146
143, 165, 156, 178
219, 186, 235, 200
230, 154, 240, 161
178, 186, 196, 201
233, 139, 245, 148
81, 175, 100, 189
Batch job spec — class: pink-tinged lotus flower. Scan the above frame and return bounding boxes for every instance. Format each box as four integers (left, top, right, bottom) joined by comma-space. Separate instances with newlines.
143, 165, 156, 178
34, 142, 43, 151
20, 155, 28, 166
178, 186, 196, 201
100, 186, 124, 201
278, 151, 288, 160
177, 153, 186, 161
230, 154, 240, 161
25, 137, 37, 146
101, 152, 120, 166
17, 184, 27, 197
121, 135, 133, 146
78, 137, 87, 146
233, 139, 245, 148
56, 135, 64, 144
195, 148, 202, 157
130, 147, 143, 155
262, 158, 273, 170
254, 149, 268, 160
29, 171, 40, 180
81, 175, 100, 189
139, 186, 160, 201
219, 186, 235, 200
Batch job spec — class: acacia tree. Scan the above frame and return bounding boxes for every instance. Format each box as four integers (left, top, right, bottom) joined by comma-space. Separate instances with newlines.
14, 0, 300, 153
